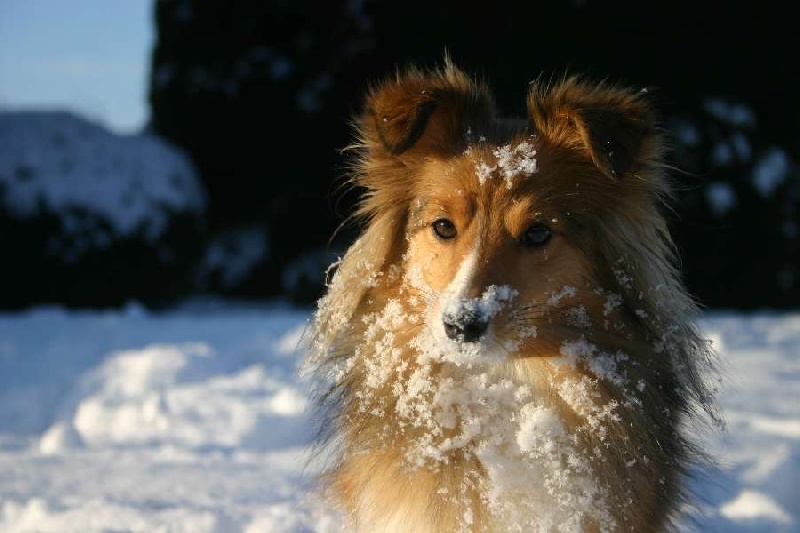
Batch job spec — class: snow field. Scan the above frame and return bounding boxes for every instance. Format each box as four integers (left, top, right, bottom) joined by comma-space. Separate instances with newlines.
0, 305, 797, 532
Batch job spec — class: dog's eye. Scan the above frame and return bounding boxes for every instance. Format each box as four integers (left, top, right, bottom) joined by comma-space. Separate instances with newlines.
432, 218, 457, 240
522, 223, 552, 247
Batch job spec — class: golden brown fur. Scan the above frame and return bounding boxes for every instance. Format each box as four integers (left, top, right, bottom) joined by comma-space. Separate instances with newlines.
302, 60, 719, 532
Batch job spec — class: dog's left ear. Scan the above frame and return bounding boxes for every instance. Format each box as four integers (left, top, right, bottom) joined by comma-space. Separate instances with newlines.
361, 61, 495, 161
528, 77, 658, 179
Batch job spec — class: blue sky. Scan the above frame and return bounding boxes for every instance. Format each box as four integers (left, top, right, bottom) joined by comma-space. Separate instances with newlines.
0, 0, 153, 134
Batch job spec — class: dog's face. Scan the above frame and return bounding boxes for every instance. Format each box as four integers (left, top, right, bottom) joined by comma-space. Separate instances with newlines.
404, 145, 592, 353
349, 64, 667, 361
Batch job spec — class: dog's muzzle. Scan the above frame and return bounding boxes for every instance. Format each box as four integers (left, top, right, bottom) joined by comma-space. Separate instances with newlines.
443, 310, 489, 343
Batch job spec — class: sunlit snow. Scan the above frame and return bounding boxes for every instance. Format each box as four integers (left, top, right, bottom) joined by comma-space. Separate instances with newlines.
0, 304, 796, 532
0, 111, 205, 243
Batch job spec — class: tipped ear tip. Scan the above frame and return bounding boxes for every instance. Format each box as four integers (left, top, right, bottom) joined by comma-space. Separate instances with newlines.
373, 98, 439, 155
526, 75, 661, 178
359, 64, 495, 157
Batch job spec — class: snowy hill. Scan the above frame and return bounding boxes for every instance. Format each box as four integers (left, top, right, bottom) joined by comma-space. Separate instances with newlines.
0, 111, 205, 243
0, 110, 207, 308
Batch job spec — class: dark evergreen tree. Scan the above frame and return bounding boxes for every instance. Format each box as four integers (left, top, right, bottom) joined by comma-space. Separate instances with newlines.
149, 0, 799, 309
149, 0, 377, 302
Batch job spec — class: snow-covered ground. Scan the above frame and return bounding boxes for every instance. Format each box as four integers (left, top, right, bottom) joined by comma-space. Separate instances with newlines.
0, 303, 797, 532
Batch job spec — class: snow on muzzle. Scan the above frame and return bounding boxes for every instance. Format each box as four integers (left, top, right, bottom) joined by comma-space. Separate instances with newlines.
441, 285, 518, 343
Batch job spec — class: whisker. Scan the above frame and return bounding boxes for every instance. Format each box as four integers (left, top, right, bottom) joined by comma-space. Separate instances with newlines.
513, 310, 549, 320
401, 284, 435, 306
516, 302, 544, 311
484, 335, 511, 357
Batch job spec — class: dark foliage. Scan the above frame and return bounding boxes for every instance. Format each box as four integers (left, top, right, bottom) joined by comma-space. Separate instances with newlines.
147, 0, 799, 309
0, 207, 205, 309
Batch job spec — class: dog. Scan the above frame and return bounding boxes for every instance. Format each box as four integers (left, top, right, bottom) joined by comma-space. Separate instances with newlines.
302, 59, 719, 532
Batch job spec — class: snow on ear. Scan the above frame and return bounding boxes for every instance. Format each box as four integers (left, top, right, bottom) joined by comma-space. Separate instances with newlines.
362, 61, 496, 159
527, 76, 657, 179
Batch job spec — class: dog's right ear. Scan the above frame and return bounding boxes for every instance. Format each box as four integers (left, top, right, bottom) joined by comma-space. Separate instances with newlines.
360, 62, 495, 162
527, 76, 658, 180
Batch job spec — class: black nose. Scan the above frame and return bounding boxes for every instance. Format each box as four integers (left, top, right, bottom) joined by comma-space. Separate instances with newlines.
443, 312, 489, 342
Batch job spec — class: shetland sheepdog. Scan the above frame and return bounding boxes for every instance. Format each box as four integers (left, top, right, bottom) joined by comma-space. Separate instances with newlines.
302, 60, 719, 532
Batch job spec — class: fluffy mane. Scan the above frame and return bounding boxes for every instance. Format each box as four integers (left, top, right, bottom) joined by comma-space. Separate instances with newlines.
302, 59, 721, 532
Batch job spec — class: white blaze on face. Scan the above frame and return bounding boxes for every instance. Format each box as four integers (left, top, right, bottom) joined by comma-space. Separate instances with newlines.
437, 248, 480, 339
435, 247, 519, 346
445, 248, 480, 303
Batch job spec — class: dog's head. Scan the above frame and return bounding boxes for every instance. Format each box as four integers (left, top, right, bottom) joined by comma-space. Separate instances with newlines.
337, 60, 679, 359
307, 62, 720, 531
